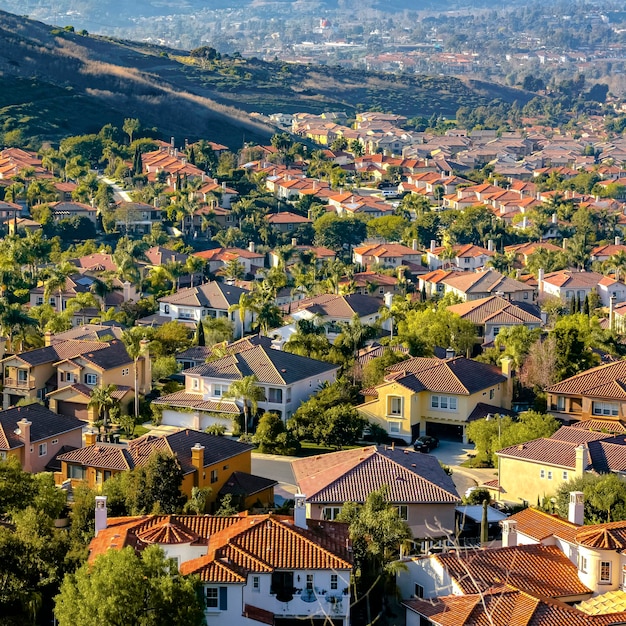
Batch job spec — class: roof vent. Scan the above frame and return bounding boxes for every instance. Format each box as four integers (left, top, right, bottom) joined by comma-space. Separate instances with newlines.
518, 444, 524, 450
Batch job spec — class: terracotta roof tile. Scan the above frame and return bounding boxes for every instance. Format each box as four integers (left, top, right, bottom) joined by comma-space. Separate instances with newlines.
576, 521, 626, 550
448, 295, 542, 325
548, 360, 626, 399
505, 507, 580, 543
158, 281, 249, 309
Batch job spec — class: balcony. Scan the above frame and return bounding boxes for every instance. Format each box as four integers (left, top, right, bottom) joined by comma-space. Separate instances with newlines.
4, 377, 34, 389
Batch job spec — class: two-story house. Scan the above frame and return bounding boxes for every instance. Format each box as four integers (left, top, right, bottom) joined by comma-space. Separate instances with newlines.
155, 344, 339, 428
114, 201, 162, 235
447, 295, 543, 345
539, 269, 626, 308
193, 247, 265, 277
89, 498, 353, 626
56, 429, 274, 507
426, 242, 495, 271
353, 243, 423, 269
437, 268, 537, 303
0, 404, 83, 473
358, 355, 512, 443
292, 445, 459, 542
137, 281, 251, 338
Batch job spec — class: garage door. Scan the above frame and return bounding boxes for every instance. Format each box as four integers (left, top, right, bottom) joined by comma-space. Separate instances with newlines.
57, 401, 89, 421
425, 421, 463, 442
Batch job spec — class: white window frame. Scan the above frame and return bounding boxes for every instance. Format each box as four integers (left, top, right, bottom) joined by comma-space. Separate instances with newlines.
547, 471, 553, 480
600, 561, 612, 584
206, 587, 219, 608
38, 442, 47, 457
593, 401, 619, 417
330, 574, 338, 590
431, 395, 457, 411
85, 373, 98, 385
122, 368, 129, 376
556, 396, 566, 411
252, 576, 260, 592
540, 469, 545, 478
389, 421, 401, 434
323, 507, 341, 521
388, 396, 403, 416
397, 505, 408, 521
579, 555, 588, 573
562, 471, 568, 480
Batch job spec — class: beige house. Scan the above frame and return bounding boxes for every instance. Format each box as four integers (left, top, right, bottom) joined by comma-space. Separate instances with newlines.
292, 446, 459, 541
358, 356, 512, 443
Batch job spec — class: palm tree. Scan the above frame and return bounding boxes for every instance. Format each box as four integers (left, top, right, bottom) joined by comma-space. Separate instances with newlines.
90, 275, 122, 311
43, 262, 76, 311
87, 383, 118, 430
228, 293, 258, 338
121, 328, 148, 419
223, 375, 266, 435
0, 301, 36, 353
185, 255, 206, 287
605, 251, 626, 282
218, 258, 246, 283
253, 301, 283, 336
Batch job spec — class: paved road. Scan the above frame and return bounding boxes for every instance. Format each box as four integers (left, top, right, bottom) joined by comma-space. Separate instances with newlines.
251, 441, 497, 502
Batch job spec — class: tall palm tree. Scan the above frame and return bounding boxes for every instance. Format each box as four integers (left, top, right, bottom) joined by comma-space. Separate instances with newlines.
0, 301, 36, 353
87, 383, 118, 430
223, 375, 266, 435
43, 262, 76, 311
121, 328, 148, 419
218, 258, 246, 283
228, 293, 258, 338
605, 251, 626, 282
253, 301, 283, 336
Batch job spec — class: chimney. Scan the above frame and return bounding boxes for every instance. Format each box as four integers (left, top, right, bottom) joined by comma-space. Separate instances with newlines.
502, 520, 518, 547
575, 445, 586, 478
445, 347, 455, 359
248, 241, 255, 253
430, 240, 437, 253
139, 339, 151, 395
616, 236, 622, 247
191, 443, 205, 486
122, 281, 132, 302
487, 239, 494, 252
44, 330, 53, 347
222, 182, 227, 190
170, 137, 175, 149
562, 237, 568, 250
84, 429, 98, 447
522, 216, 528, 229
384, 292, 393, 308
552, 212, 557, 224
537, 267, 544, 293
16, 417, 32, 472
95, 495, 108, 536
610, 294, 617, 331
568, 491, 584, 526
291, 238, 298, 247
294, 493, 307, 529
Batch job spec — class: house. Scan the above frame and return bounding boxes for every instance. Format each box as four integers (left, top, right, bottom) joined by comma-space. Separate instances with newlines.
0, 404, 83, 473
539, 269, 626, 307
175, 336, 273, 370
193, 246, 265, 277
273, 293, 384, 345
269, 245, 336, 269
292, 445, 459, 541
266, 212, 312, 233
353, 243, 423, 269
114, 201, 162, 235
47, 201, 98, 225
137, 281, 250, 338
56, 429, 274, 506
447, 295, 543, 344
546, 360, 626, 425
439, 268, 537, 302
88, 499, 352, 626
504, 240, 563, 267
156, 344, 339, 425
339, 271, 402, 297
0, 336, 149, 418
426, 242, 495, 271
590, 238, 626, 263
358, 356, 512, 443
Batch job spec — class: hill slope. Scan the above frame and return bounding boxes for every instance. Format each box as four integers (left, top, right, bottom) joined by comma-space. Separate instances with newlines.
0, 11, 534, 149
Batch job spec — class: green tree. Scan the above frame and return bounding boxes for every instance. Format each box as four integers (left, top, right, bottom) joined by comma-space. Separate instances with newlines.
88, 384, 119, 431
252, 412, 300, 455
122, 118, 141, 144
121, 328, 148, 419
361, 349, 410, 387
313, 214, 367, 253
222, 375, 266, 435
54, 545, 205, 626
554, 474, 626, 524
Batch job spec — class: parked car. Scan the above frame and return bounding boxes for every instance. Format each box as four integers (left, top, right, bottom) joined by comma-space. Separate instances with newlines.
413, 435, 439, 452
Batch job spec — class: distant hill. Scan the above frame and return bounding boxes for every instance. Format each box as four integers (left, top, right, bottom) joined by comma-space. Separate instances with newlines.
0, 10, 534, 149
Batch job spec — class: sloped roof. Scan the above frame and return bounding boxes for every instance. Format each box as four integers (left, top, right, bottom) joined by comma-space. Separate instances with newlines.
385, 356, 506, 395
4, 339, 110, 367
547, 360, 626, 400
218, 471, 277, 498
442, 269, 531, 296
447, 295, 542, 326
151, 391, 241, 414
158, 281, 249, 309
285, 292, 383, 318
505, 507, 580, 544
576, 520, 626, 550
183, 345, 338, 385
0, 404, 83, 450
435, 544, 591, 599
292, 446, 459, 505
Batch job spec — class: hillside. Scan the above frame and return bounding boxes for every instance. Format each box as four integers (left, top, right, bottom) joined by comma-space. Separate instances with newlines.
0, 10, 535, 149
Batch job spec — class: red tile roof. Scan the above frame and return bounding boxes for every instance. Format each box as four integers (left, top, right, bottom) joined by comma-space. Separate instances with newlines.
505, 507, 580, 543
547, 360, 626, 400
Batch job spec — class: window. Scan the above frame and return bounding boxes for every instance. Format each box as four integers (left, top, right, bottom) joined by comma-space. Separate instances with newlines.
0, 451, 6, 460
600, 561, 612, 584
17, 369, 28, 383
556, 396, 566, 411
524, 292, 529, 299
206, 587, 219, 608
252, 576, 260, 592
540, 469, 545, 478
213, 384, 229, 397
323, 507, 341, 520
211, 469, 218, 483
566, 290, 574, 299
271, 571, 294, 601
331, 574, 338, 590
389, 421, 401, 434
122, 368, 129, 376
579, 555, 588, 573
563, 471, 568, 480
68, 465, 86, 479
85, 374, 98, 385
397, 505, 408, 521
51, 439, 58, 445
164, 304, 170, 314
38, 443, 47, 457
431, 395, 457, 411
414, 584, 424, 598
547, 471, 552, 480
493, 327, 500, 336
464, 257, 470, 264
36, 296, 43, 305
306, 574, 314, 591
593, 401, 619, 417
489, 389, 495, 400
268, 388, 283, 403
622, 565, 626, 590
192, 378, 199, 390
388, 396, 403, 416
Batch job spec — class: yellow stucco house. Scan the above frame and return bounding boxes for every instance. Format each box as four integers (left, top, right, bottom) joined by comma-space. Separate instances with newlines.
55, 429, 276, 509
358, 355, 512, 443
